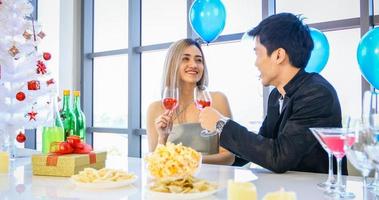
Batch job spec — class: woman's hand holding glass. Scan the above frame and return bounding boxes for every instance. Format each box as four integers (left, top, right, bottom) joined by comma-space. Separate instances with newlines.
155, 110, 174, 139
157, 87, 179, 138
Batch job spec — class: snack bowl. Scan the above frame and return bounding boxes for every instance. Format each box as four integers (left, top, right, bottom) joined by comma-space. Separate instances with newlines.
145, 143, 202, 180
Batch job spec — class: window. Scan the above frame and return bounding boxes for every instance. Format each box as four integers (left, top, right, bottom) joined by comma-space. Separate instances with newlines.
93, 133, 128, 156
202, 41, 263, 128
93, 55, 128, 128
142, 0, 186, 45
141, 50, 167, 128
321, 29, 362, 118
94, 0, 128, 52
375, 0, 379, 16
221, 0, 262, 35
276, 0, 359, 24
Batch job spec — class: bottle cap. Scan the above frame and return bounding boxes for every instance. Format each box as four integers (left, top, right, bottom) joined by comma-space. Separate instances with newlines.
63, 90, 70, 96
73, 91, 80, 97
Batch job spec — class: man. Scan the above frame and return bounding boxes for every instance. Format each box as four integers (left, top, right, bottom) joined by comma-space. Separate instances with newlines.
199, 13, 346, 174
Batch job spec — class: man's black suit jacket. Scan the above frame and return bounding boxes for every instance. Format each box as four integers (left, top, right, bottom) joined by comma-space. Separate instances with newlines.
220, 70, 347, 174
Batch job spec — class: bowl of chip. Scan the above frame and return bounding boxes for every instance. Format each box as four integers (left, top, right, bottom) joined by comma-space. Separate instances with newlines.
145, 142, 202, 180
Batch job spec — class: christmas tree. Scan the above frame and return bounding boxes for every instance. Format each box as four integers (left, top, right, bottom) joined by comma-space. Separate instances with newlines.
0, 0, 57, 157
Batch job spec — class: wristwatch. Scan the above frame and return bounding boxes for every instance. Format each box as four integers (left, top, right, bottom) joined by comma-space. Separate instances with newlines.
215, 117, 230, 135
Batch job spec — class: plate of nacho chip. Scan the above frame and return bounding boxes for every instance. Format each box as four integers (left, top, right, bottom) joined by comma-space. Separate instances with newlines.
70, 168, 137, 189
146, 176, 218, 200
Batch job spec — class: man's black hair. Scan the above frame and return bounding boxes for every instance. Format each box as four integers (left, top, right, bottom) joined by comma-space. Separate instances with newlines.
248, 13, 314, 69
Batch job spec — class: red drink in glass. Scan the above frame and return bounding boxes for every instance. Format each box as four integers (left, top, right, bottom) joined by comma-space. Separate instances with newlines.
196, 100, 211, 109
163, 97, 178, 111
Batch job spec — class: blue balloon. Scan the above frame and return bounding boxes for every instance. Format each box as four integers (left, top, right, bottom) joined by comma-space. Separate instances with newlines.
357, 27, 379, 90
305, 28, 330, 73
189, 0, 226, 43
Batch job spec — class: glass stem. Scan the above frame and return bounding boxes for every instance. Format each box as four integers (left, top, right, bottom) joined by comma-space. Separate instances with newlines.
363, 175, 368, 188
336, 157, 343, 191
327, 152, 334, 183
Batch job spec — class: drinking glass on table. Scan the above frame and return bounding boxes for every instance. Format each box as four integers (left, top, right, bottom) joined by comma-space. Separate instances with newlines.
162, 87, 179, 134
310, 128, 355, 199
310, 128, 336, 190
344, 118, 374, 189
363, 89, 379, 192
194, 85, 214, 137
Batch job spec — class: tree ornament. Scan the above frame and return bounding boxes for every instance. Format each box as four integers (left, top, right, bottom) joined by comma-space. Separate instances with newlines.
37, 31, 46, 39
23, 31, 32, 40
16, 92, 26, 101
27, 80, 40, 90
46, 78, 55, 86
43, 52, 51, 60
16, 132, 26, 143
8, 45, 19, 57
27, 110, 37, 121
36, 60, 47, 74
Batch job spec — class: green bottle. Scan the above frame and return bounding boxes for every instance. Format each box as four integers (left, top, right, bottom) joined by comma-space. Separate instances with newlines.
42, 97, 64, 154
73, 91, 86, 141
60, 90, 77, 139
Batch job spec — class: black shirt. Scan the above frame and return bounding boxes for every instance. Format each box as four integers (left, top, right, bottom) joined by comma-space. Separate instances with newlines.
220, 70, 346, 174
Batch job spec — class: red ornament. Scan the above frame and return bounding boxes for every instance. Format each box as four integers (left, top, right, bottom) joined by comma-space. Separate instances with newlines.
16, 132, 26, 143
43, 52, 51, 60
16, 92, 25, 101
27, 110, 37, 121
46, 78, 55, 86
36, 60, 47, 74
27, 80, 40, 90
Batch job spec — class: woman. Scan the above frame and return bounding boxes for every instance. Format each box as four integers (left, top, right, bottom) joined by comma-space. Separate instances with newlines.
146, 38, 234, 165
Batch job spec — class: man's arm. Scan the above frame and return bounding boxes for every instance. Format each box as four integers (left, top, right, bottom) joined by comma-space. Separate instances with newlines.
219, 84, 340, 173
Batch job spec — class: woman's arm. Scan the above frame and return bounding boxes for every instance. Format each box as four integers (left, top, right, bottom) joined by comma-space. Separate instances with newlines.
146, 101, 166, 152
203, 147, 235, 165
203, 91, 234, 165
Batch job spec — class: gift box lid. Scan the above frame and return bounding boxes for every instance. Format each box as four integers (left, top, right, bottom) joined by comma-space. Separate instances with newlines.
32, 151, 107, 167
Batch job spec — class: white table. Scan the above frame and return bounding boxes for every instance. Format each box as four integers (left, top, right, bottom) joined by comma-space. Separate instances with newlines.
0, 156, 377, 199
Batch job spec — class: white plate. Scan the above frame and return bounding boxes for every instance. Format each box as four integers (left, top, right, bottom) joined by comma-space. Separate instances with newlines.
70, 176, 138, 189
146, 188, 218, 200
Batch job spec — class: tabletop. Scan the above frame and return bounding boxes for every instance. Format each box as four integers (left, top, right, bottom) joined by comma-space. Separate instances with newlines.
0, 155, 377, 200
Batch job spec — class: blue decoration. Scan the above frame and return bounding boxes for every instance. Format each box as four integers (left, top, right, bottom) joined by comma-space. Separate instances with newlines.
357, 27, 379, 90
189, 0, 226, 43
305, 28, 330, 73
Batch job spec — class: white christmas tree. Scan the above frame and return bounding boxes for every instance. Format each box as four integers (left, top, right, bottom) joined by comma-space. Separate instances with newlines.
0, 0, 57, 156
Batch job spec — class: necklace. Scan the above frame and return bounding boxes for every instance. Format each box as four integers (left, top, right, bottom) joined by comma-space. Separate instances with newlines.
173, 102, 193, 122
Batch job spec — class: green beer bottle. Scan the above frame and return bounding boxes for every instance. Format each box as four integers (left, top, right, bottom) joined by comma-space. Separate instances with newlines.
60, 90, 77, 139
73, 91, 86, 141
42, 96, 64, 153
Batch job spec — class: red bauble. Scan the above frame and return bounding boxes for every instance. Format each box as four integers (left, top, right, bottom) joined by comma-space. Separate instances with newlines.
43, 52, 51, 60
16, 92, 26, 101
27, 80, 40, 90
16, 132, 26, 143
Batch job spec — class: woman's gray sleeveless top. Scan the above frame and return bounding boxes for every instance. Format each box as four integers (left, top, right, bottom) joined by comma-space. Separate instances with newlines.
167, 123, 219, 155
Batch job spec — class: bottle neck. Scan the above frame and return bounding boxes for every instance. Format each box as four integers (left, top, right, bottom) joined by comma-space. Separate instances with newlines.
62, 95, 71, 110
53, 97, 63, 127
74, 95, 81, 110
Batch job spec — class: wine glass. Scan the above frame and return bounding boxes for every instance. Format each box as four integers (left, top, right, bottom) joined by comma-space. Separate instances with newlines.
344, 118, 374, 189
363, 89, 379, 192
310, 128, 355, 199
162, 87, 179, 133
309, 128, 336, 190
194, 85, 215, 137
